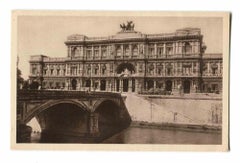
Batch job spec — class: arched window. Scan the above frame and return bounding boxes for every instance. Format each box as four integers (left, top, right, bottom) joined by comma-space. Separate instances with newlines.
94, 47, 99, 58
157, 63, 163, 75
87, 64, 91, 75
101, 46, 107, 57
116, 46, 121, 57
133, 45, 138, 56
86, 47, 92, 59
94, 64, 99, 75
148, 45, 154, 57
124, 45, 130, 56
101, 64, 106, 75
184, 42, 192, 54
75, 47, 81, 57
157, 44, 164, 58
71, 47, 76, 57
149, 63, 154, 75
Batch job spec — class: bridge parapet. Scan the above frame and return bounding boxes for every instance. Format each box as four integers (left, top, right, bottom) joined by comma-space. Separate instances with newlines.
17, 90, 122, 100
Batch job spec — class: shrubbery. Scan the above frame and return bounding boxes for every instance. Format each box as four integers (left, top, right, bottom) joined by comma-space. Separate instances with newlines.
138, 88, 171, 95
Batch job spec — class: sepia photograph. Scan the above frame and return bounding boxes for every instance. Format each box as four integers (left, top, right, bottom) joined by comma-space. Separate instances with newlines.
11, 11, 230, 151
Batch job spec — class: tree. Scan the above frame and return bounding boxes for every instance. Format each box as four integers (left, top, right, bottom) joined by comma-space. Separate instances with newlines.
17, 68, 24, 89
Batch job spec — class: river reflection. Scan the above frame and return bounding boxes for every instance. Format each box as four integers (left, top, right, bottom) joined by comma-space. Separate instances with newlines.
102, 127, 221, 144
31, 126, 221, 144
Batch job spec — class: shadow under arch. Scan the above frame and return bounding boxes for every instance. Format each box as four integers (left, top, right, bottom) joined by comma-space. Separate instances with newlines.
93, 99, 130, 141
24, 99, 89, 124
25, 100, 91, 143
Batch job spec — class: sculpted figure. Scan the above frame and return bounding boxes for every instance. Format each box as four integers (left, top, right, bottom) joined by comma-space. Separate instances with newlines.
120, 21, 135, 31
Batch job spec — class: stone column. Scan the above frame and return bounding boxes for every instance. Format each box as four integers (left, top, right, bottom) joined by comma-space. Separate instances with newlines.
191, 62, 194, 76
196, 42, 200, 53
79, 79, 82, 91
129, 44, 132, 58
135, 79, 138, 93
145, 81, 148, 90
120, 79, 123, 92
121, 45, 124, 59
163, 63, 166, 76
195, 62, 199, 76
218, 62, 221, 75
173, 42, 176, 55
207, 62, 210, 76
68, 46, 71, 57
89, 113, 99, 136
99, 45, 101, 59
175, 42, 178, 54
163, 43, 166, 57
179, 42, 182, 56
154, 43, 157, 58
128, 79, 132, 92
180, 62, 183, 76
114, 79, 117, 92
91, 46, 94, 60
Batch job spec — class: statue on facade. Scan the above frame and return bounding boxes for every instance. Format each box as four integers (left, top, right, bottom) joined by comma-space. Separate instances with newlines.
120, 21, 135, 31
120, 23, 126, 31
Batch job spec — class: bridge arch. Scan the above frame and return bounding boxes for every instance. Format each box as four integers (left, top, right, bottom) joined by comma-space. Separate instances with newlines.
93, 99, 121, 112
24, 99, 89, 124
92, 99, 124, 138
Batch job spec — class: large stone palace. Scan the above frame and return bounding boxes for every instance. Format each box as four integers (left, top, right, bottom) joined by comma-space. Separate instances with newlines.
29, 22, 222, 94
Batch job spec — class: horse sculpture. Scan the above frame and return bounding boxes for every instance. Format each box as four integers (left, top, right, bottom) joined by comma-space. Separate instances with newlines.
120, 21, 134, 31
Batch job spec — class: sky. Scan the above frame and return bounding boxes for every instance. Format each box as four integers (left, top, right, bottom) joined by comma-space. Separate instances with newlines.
17, 15, 223, 79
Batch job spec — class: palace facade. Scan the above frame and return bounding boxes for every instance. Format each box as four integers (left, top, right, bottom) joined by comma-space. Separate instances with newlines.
29, 23, 222, 94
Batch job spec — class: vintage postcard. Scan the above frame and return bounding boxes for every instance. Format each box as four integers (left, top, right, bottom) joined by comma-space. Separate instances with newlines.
11, 10, 230, 151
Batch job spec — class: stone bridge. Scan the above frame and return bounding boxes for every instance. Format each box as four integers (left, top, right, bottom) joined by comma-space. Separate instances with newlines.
17, 90, 131, 143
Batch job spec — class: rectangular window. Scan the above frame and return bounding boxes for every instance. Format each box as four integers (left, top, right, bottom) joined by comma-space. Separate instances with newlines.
56, 82, 60, 89
86, 49, 92, 59
70, 67, 77, 75
94, 69, 98, 75
94, 49, 99, 58
50, 69, 53, 75
166, 47, 173, 55
149, 47, 154, 57
43, 69, 47, 75
102, 69, 105, 75
87, 68, 91, 75
157, 47, 164, 57
102, 49, 107, 57
32, 67, 37, 75
110, 64, 113, 73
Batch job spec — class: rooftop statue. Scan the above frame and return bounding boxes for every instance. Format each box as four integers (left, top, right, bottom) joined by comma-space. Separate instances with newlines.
120, 21, 135, 31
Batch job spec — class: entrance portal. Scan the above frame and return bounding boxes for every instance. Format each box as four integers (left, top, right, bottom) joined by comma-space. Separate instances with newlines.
71, 79, 77, 90
184, 80, 191, 93
116, 63, 135, 74
165, 80, 172, 92
123, 79, 129, 92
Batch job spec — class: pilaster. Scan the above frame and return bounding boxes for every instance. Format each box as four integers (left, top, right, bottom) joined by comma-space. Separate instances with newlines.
89, 113, 99, 136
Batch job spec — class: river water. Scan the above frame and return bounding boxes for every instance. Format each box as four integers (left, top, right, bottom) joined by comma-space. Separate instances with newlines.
31, 126, 221, 144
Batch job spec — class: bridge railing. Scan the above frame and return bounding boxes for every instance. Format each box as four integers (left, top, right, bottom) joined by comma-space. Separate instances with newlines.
17, 90, 122, 100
